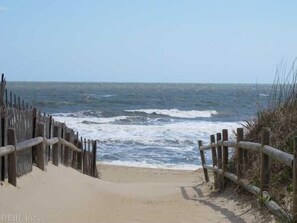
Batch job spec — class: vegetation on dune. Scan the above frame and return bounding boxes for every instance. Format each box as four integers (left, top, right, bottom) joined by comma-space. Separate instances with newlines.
246, 59, 297, 151
229, 59, 297, 219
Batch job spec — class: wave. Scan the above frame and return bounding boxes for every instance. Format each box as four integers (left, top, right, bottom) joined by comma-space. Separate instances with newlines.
35, 101, 74, 108
52, 111, 174, 125
101, 94, 116, 98
125, 109, 218, 118
53, 115, 241, 146
53, 113, 241, 169
53, 109, 218, 124
52, 110, 103, 118
85, 94, 116, 98
52, 114, 132, 125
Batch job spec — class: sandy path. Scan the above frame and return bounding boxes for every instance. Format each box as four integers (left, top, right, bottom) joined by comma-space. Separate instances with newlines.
0, 163, 270, 223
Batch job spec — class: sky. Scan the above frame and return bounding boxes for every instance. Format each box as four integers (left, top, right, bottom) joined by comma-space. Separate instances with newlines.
0, 1, 297, 83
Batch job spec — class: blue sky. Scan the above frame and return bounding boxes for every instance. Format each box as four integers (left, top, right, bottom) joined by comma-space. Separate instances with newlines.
0, 1, 296, 83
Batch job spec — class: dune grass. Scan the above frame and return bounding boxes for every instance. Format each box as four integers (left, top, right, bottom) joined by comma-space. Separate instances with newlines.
229, 59, 297, 220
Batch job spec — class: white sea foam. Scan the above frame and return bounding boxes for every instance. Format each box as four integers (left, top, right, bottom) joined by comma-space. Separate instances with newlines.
53, 114, 242, 170
101, 94, 115, 98
259, 93, 269, 97
125, 109, 218, 118
52, 113, 130, 124
53, 115, 241, 146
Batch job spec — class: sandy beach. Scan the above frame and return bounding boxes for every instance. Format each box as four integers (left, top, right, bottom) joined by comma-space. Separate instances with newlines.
0, 163, 273, 223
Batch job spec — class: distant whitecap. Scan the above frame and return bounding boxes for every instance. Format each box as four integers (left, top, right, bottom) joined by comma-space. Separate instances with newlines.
125, 109, 218, 118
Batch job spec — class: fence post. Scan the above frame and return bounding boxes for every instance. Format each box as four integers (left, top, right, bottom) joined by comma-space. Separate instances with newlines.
36, 122, 45, 171
7, 128, 17, 186
64, 131, 70, 167
92, 140, 97, 177
72, 132, 78, 169
52, 125, 60, 166
48, 115, 52, 161
88, 139, 93, 176
78, 140, 83, 171
69, 131, 74, 165
1, 112, 6, 181
292, 136, 297, 222
13, 95, 16, 108
17, 97, 21, 110
222, 129, 228, 187
72, 134, 76, 169
32, 108, 37, 164
76, 133, 80, 170
260, 128, 271, 198
210, 134, 218, 189
198, 140, 209, 182
74, 132, 80, 170
217, 133, 223, 190
60, 124, 65, 164
87, 139, 91, 175
83, 138, 87, 174
5, 89, 8, 107
0, 75, 6, 181
9, 91, 12, 107
237, 128, 244, 183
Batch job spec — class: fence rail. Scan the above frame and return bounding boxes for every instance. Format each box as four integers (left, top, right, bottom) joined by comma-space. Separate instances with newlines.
2, 123, 92, 186
0, 74, 99, 187
198, 128, 297, 222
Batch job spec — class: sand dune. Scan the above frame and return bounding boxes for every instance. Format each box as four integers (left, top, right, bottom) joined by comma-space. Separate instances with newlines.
0, 163, 272, 223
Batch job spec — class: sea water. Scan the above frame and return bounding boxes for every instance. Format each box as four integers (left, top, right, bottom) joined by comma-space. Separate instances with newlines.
7, 82, 271, 169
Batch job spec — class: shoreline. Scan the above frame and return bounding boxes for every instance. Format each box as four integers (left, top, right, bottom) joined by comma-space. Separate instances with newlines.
96, 161, 201, 171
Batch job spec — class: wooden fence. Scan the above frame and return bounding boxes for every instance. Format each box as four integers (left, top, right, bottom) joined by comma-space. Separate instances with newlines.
199, 127, 297, 222
0, 74, 98, 186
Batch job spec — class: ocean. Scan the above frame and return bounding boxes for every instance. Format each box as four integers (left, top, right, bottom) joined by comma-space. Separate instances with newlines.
7, 82, 271, 170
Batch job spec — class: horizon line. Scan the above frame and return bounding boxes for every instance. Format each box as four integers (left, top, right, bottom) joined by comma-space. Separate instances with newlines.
7, 80, 273, 85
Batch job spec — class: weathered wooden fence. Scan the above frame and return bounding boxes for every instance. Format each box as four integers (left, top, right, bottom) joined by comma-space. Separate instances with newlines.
199, 127, 297, 222
0, 74, 98, 186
